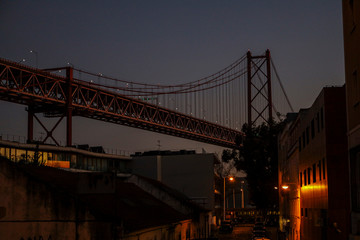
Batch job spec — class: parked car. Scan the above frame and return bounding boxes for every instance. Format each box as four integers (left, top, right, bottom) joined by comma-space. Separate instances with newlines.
252, 237, 270, 240
219, 220, 233, 234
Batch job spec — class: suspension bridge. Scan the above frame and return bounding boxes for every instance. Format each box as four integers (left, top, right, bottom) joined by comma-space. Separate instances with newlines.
0, 50, 293, 149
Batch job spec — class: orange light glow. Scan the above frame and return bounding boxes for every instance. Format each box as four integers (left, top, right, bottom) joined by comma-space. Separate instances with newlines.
282, 185, 289, 190
229, 177, 234, 181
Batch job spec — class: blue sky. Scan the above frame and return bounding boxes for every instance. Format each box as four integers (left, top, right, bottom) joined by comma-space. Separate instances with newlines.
0, 0, 344, 154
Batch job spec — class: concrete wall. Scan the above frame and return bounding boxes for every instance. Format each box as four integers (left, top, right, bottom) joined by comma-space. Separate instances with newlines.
0, 157, 213, 239
0, 159, 113, 240
123, 220, 191, 240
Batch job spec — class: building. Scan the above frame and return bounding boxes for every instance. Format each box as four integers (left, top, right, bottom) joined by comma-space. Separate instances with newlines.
0, 156, 209, 239
0, 138, 131, 172
343, 1, 360, 239
278, 86, 350, 240
131, 150, 222, 227
278, 112, 301, 240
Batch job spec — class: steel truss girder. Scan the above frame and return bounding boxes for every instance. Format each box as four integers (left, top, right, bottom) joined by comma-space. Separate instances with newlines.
0, 58, 244, 149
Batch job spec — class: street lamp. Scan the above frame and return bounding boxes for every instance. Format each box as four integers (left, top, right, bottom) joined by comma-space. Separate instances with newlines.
223, 176, 234, 221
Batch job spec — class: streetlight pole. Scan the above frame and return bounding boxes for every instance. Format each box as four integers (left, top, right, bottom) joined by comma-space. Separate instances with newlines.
223, 177, 226, 221
233, 188, 235, 209
241, 189, 244, 208
241, 180, 245, 208
223, 176, 234, 221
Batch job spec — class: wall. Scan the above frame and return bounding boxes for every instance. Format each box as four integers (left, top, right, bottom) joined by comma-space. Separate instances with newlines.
298, 87, 349, 240
0, 158, 113, 240
343, 1, 360, 239
123, 220, 192, 240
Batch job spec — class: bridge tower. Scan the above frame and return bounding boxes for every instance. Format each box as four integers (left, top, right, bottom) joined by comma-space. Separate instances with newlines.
247, 49, 273, 126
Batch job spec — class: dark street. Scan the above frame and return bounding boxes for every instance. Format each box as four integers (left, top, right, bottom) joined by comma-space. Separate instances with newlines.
217, 224, 278, 240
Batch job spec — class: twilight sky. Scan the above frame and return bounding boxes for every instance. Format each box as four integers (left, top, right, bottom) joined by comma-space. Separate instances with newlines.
0, 0, 345, 155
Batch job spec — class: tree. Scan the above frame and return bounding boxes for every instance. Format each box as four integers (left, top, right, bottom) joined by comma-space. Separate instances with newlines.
222, 121, 285, 209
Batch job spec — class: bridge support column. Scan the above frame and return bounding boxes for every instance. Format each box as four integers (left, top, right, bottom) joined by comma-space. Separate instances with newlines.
27, 107, 34, 143
66, 67, 73, 147
247, 49, 273, 126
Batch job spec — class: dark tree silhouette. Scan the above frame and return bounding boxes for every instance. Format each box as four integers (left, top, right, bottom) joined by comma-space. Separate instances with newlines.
222, 121, 285, 209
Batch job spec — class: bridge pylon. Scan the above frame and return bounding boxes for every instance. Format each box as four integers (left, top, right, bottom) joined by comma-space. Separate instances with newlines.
247, 49, 273, 126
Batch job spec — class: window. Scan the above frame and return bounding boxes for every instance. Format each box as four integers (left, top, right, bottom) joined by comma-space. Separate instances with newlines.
323, 158, 326, 179
318, 160, 322, 181
311, 119, 315, 139
300, 172, 303, 187
313, 164, 316, 183
304, 170, 307, 186
308, 167, 311, 184
305, 208, 308, 217
301, 208, 303, 216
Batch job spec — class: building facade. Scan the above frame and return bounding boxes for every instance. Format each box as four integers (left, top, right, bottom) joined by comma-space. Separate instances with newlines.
278, 113, 301, 240
0, 139, 131, 172
279, 87, 350, 240
343, 1, 360, 239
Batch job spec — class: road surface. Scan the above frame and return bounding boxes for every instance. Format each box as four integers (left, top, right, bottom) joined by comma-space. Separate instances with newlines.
216, 224, 278, 240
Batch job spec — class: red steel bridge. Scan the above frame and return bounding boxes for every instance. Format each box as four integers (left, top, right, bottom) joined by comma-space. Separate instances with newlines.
0, 50, 292, 149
